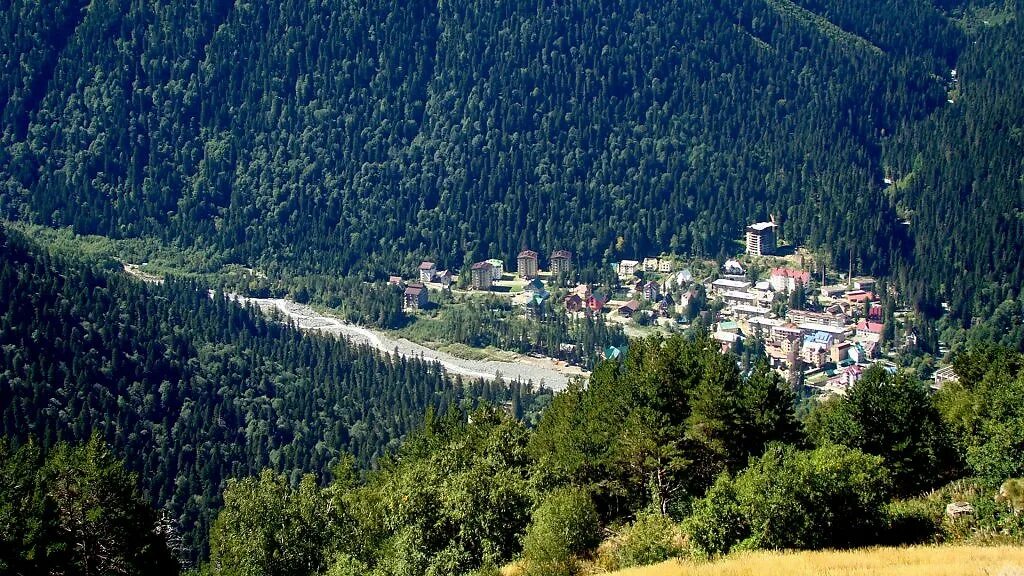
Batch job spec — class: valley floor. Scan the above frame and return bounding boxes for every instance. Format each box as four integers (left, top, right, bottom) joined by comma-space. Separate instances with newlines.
605, 546, 1024, 576
230, 295, 586, 391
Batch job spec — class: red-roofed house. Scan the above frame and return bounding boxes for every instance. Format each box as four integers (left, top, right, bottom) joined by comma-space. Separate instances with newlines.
403, 283, 428, 310
769, 268, 811, 292
565, 294, 584, 313
846, 290, 876, 305
618, 300, 640, 318
856, 320, 884, 335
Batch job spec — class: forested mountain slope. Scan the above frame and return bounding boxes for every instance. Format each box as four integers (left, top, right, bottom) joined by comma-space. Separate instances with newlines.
0, 224, 543, 561
1, 0, 1019, 323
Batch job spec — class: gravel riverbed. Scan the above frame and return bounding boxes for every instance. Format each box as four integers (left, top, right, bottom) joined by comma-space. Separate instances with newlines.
231, 296, 585, 391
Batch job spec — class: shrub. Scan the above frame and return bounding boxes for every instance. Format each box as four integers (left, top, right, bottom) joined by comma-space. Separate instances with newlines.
684, 444, 892, 556
520, 487, 600, 576
608, 510, 687, 569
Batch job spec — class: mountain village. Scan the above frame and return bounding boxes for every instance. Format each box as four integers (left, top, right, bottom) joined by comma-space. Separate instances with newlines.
387, 219, 932, 398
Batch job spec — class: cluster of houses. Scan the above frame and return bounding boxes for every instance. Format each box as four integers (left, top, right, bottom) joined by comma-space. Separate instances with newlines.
706, 255, 890, 395
386, 222, 916, 398
467, 249, 573, 290
390, 250, 573, 311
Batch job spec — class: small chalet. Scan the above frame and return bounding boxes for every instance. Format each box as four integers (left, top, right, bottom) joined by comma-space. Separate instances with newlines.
525, 292, 549, 319
618, 300, 640, 318
722, 259, 745, 276
713, 330, 742, 353
550, 250, 573, 275
388, 275, 404, 287
769, 268, 811, 292
658, 259, 673, 273
587, 294, 607, 313
403, 283, 428, 310
641, 280, 660, 301
418, 261, 437, 283
436, 270, 453, 288
470, 261, 494, 290
643, 258, 660, 272
517, 250, 539, 279
524, 278, 546, 294
840, 364, 865, 389
655, 299, 671, 317
564, 294, 584, 313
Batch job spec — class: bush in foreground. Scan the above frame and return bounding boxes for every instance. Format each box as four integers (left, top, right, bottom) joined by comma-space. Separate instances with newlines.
685, 444, 891, 557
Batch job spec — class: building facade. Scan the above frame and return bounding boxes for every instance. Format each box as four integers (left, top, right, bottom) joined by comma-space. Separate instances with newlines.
745, 222, 777, 256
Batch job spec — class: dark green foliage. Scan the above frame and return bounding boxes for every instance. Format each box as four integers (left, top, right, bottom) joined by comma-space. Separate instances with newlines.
885, 9, 1024, 329
2, 0, 1017, 327
0, 227, 547, 562
529, 335, 802, 521
806, 365, 957, 495
685, 444, 891, 557
0, 436, 179, 576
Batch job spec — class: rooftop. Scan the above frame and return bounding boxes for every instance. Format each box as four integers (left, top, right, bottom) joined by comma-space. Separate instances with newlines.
712, 278, 751, 289
748, 221, 777, 231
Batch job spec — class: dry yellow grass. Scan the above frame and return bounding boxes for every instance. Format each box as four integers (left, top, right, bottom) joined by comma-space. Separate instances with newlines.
606, 546, 1024, 576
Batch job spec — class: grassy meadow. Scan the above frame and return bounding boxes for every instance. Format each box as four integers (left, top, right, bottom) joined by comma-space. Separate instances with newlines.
603, 546, 1024, 576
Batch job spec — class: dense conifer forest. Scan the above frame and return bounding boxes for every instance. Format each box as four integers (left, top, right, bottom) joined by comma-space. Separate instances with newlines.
0, 224, 549, 562
1, 0, 1021, 328
3, 0, 1024, 574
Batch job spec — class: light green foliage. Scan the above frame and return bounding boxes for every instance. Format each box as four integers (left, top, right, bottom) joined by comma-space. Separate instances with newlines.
806, 365, 956, 495
685, 444, 891, 556
937, 347, 1024, 485
342, 407, 535, 576
321, 553, 370, 576
520, 487, 601, 576
604, 509, 687, 570
997, 479, 1024, 513
683, 475, 747, 558
209, 470, 335, 576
